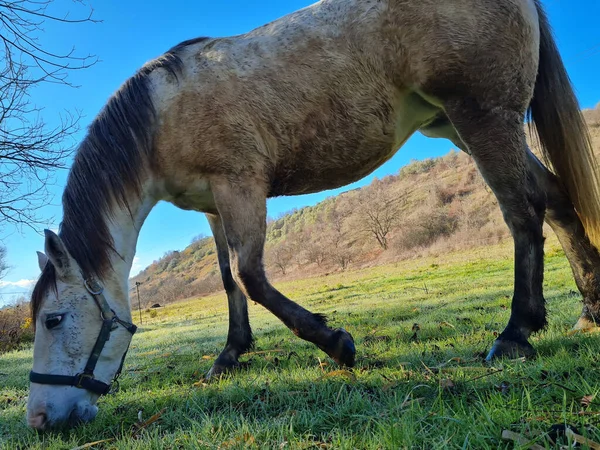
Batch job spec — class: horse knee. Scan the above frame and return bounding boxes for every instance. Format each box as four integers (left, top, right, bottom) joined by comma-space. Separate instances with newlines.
230, 260, 263, 299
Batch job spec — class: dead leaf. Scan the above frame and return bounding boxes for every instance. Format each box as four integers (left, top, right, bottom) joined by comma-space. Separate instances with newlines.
501, 430, 545, 450
70, 440, 115, 450
440, 378, 455, 390
439, 321, 455, 329
201, 355, 214, 360
567, 327, 600, 336
219, 439, 236, 449
193, 380, 209, 388
581, 395, 596, 408
220, 433, 256, 448
318, 370, 356, 382
242, 434, 256, 445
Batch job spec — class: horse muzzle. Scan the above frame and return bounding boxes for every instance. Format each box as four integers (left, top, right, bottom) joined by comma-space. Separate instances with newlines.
27, 386, 98, 431
27, 392, 98, 430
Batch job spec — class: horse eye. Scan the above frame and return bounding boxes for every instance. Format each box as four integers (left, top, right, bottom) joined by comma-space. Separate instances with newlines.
45, 314, 64, 330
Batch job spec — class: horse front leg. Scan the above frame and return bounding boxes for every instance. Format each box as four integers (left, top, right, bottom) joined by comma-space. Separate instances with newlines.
210, 180, 356, 367
205, 213, 253, 378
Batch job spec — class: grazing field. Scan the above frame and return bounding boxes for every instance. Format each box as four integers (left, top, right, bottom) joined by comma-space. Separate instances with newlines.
2, 241, 600, 449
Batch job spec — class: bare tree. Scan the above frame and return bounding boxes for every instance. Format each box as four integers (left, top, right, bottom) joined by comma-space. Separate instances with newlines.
0, 1, 98, 230
303, 236, 327, 267
354, 179, 402, 250
266, 240, 294, 275
327, 203, 351, 237
322, 205, 357, 270
325, 235, 357, 270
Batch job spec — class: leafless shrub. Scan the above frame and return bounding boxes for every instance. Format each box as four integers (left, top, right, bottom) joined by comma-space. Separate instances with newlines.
0, 299, 33, 353
396, 209, 459, 251
583, 103, 600, 128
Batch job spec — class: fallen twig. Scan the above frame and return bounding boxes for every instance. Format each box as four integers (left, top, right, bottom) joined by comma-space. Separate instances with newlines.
421, 361, 436, 377
501, 430, 545, 450
245, 349, 285, 357
465, 368, 504, 382
566, 429, 600, 450
131, 408, 167, 437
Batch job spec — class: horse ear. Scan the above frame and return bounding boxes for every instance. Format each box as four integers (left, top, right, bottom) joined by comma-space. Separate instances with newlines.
36, 251, 48, 272
44, 230, 75, 279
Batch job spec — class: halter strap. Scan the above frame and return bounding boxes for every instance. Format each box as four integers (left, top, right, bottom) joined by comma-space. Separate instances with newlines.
29, 278, 137, 396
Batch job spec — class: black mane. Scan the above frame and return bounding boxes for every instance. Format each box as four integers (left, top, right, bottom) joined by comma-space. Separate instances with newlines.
32, 37, 210, 321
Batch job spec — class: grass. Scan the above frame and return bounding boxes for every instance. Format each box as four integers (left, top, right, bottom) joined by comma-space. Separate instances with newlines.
1, 241, 600, 449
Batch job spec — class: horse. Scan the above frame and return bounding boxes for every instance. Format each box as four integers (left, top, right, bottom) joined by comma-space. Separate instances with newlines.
26, 0, 600, 430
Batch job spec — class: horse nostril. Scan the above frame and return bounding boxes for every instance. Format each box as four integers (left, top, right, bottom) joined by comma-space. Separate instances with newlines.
28, 412, 48, 430
68, 406, 83, 425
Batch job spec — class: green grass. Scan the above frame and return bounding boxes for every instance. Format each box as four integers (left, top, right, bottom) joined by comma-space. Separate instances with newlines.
2, 242, 600, 449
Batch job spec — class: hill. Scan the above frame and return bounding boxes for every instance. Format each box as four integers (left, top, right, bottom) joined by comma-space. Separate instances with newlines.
131, 103, 600, 306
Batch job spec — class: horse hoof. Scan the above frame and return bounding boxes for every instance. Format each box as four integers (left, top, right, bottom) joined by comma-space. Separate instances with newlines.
206, 359, 240, 380
326, 328, 356, 367
485, 338, 535, 361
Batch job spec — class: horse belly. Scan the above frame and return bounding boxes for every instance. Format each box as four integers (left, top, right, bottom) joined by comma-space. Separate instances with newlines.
270, 133, 398, 196
268, 92, 439, 196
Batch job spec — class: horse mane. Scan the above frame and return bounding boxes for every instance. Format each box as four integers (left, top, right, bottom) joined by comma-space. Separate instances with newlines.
31, 37, 210, 322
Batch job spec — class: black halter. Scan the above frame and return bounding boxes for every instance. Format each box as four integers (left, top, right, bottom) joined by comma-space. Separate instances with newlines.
29, 278, 137, 396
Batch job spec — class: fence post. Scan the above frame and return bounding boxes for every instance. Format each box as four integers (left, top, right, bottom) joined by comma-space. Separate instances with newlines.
135, 282, 143, 325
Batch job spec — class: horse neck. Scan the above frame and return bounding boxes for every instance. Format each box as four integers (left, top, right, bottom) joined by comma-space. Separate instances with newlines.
102, 184, 157, 310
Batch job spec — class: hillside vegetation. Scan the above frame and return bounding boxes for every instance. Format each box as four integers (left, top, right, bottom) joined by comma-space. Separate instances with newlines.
132, 103, 600, 307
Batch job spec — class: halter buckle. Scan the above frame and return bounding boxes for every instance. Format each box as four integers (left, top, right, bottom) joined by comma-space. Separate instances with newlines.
101, 309, 118, 322
75, 372, 94, 389
84, 278, 104, 296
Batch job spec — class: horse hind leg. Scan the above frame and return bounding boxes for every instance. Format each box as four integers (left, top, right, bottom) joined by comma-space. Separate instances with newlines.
205, 213, 253, 378
526, 150, 600, 330
210, 180, 356, 367
442, 100, 546, 360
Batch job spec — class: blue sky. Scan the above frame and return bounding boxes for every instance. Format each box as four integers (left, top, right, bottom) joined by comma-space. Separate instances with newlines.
0, 0, 599, 305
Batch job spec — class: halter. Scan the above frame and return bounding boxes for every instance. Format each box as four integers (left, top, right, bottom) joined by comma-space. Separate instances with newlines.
29, 278, 137, 396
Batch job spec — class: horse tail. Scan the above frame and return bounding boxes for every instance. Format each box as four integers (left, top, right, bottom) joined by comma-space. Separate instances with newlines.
529, 0, 600, 249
